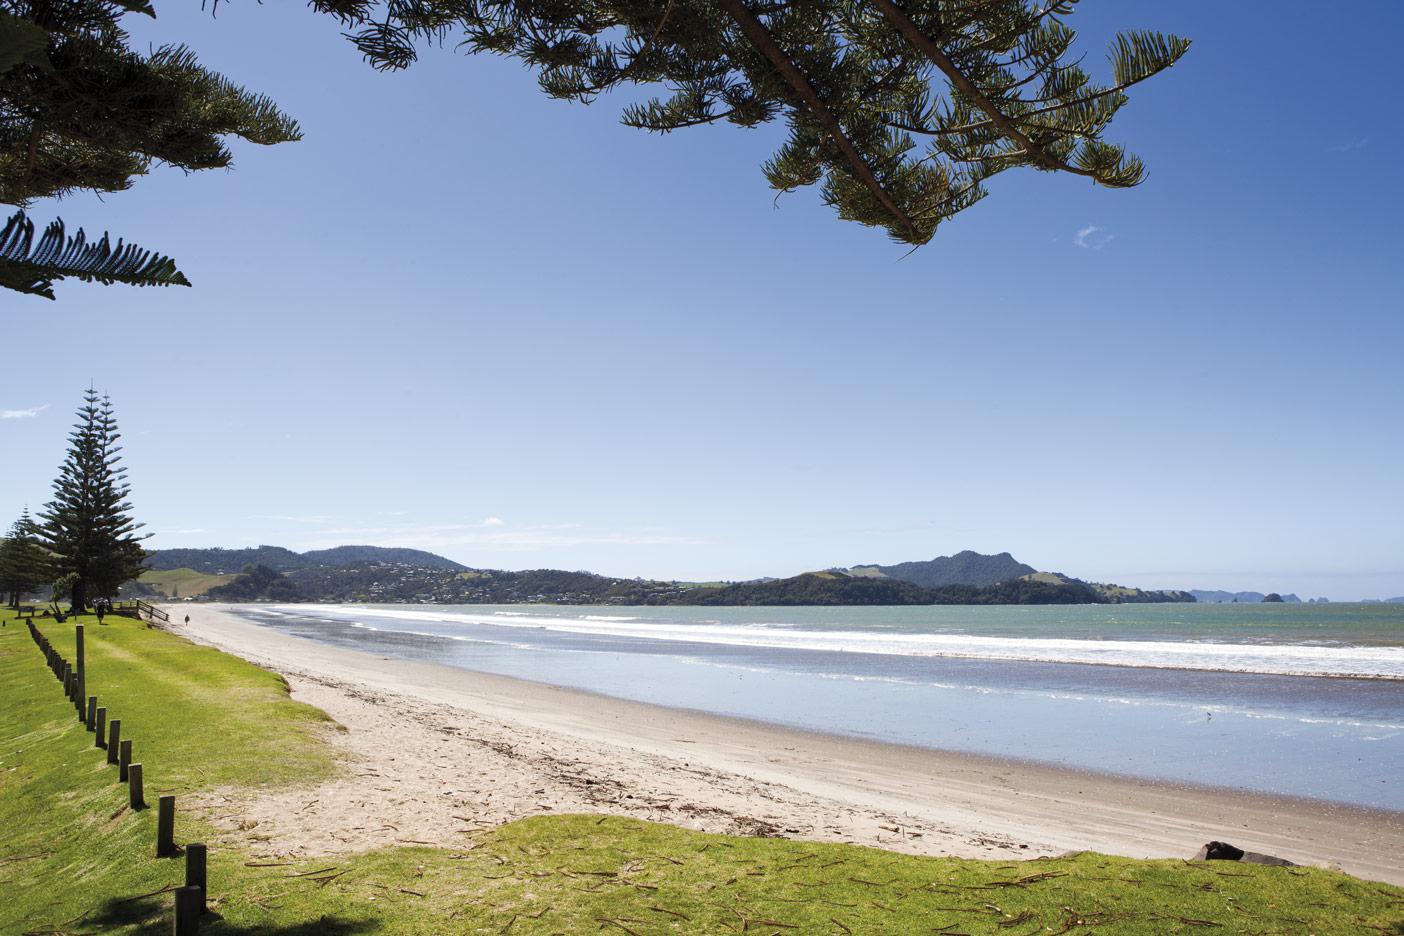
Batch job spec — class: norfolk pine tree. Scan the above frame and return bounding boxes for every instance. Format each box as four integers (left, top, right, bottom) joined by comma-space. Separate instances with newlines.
0, 506, 51, 606
39, 388, 147, 611
316, 0, 1189, 244
2, 0, 1188, 299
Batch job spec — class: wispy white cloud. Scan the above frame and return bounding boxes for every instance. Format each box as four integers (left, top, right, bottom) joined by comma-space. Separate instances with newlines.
152, 528, 208, 536
481, 516, 505, 527
1330, 137, 1370, 153
250, 513, 335, 524
1, 404, 48, 420
1073, 224, 1114, 250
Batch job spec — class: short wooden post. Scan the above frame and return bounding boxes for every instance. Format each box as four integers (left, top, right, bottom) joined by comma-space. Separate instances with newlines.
129, 763, 145, 810
86, 696, 97, 731
119, 739, 132, 782
173, 884, 202, 935
107, 718, 121, 764
63, 662, 73, 698
156, 795, 177, 856
185, 844, 207, 914
75, 624, 85, 713
95, 707, 107, 748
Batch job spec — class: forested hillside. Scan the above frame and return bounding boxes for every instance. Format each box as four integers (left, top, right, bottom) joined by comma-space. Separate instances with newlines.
681, 571, 1112, 605
139, 545, 1194, 606
682, 573, 937, 606
146, 545, 463, 574
849, 551, 1036, 588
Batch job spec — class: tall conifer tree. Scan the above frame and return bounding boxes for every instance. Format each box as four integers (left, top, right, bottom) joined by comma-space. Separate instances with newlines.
0, 506, 50, 606
39, 388, 147, 610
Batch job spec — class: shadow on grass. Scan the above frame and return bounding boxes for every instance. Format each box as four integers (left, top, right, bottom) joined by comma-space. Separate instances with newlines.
79, 892, 381, 935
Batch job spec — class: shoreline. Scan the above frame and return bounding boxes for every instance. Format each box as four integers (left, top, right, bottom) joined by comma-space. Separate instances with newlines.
273, 601, 1404, 681
169, 604, 1404, 885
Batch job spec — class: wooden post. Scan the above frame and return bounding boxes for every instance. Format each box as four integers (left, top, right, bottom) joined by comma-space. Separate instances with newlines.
119, 739, 132, 782
75, 624, 85, 714
95, 707, 107, 748
185, 844, 207, 914
156, 795, 177, 856
63, 662, 73, 698
173, 884, 202, 935
87, 696, 97, 731
129, 763, 145, 810
107, 718, 121, 764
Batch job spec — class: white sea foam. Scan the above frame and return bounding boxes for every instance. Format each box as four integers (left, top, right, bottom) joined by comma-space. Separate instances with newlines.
271, 605, 1404, 680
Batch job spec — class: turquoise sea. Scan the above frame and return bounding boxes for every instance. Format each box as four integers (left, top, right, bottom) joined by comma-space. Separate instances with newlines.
230, 602, 1404, 810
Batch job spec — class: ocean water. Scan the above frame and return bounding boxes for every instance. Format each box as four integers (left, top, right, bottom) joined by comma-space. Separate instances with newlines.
229, 602, 1404, 810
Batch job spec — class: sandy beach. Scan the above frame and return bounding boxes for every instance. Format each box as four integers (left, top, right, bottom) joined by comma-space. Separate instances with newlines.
170, 604, 1404, 885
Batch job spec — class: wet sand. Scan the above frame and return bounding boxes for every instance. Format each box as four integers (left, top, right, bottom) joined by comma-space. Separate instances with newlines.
170, 604, 1404, 884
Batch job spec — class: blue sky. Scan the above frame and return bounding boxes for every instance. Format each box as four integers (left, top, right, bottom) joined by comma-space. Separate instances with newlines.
3, 1, 1401, 599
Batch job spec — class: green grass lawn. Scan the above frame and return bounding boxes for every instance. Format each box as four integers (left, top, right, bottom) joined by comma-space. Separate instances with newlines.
2, 607, 1401, 935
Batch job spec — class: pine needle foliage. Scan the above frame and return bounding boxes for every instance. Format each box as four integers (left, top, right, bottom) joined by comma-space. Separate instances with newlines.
0, 209, 190, 298
0, 507, 52, 606
0, 0, 301, 298
306, 0, 1189, 244
38, 388, 148, 611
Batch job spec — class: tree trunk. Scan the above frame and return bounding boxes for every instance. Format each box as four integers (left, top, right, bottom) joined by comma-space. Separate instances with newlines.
70, 580, 86, 614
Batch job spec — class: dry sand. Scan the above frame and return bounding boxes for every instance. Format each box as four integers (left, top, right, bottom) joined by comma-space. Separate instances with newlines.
170, 604, 1404, 885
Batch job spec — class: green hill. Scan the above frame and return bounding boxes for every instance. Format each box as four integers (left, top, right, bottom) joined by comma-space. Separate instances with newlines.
680, 572, 937, 606
145, 545, 307, 574
850, 550, 1037, 588
146, 544, 464, 574
133, 567, 236, 598
1024, 572, 1195, 604
300, 545, 466, 570
677, 570, 1112, 606
206, 564, 305, 602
